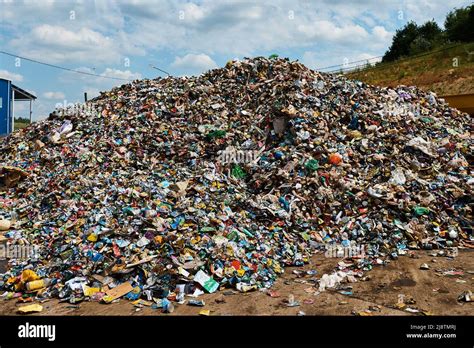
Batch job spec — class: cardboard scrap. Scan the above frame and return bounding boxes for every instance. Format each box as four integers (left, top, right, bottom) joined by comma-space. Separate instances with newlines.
18, 304, 43, 314
102, 282, 133, 303
169, 180, 189, 192
125, 255, 158, 268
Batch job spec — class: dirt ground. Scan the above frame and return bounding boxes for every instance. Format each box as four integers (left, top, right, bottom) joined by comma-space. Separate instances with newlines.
1, 249, 473, 316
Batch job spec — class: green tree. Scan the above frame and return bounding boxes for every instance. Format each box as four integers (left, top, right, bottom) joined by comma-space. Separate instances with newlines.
410, 20, 444, 54
418, 20, 444, 43
382, 22, 420, 62
444, 5, 474, 42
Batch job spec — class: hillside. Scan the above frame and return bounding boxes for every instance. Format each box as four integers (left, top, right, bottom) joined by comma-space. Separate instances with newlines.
347, 42, 474, 96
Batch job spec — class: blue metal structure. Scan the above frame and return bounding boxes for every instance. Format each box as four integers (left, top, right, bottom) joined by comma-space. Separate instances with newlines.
0, 78, 36, 136
0, 79, 12, 135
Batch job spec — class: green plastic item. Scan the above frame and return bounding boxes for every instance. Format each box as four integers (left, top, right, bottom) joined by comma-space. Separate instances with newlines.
231, 165, 246, 179
242, 228, 254, 238
414, 206, 430, 216
226, 230, 239, 241
269, 53, 279, 59
206, 130, 226, 139
305, 159, 319, 171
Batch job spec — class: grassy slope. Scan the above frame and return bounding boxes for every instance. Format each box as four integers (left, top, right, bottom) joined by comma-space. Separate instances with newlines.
14, 121, 30, 130
347, 42, 474, 96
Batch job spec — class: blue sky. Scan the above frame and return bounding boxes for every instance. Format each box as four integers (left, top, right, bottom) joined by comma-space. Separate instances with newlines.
0, 0, 472, 120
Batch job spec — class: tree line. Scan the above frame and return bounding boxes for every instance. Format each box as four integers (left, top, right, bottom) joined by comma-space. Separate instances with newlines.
14, 117, 31, 124
383, 4, 474, 62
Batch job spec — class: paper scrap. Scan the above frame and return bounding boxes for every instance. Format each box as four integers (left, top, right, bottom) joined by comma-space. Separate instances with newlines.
193, 270, 219, 293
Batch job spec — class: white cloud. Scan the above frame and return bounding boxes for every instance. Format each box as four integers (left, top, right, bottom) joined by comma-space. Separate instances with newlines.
181, 2, 206, 22
101, 68, 142, 81
9, 24, 134, 65
43, 91, 66, 99
372, 26, 392, 42
32, 25, 110, 50
0, 69, 24, 82
298, 21, 369, 44
4, 0, 472, 65
403, 0, 470, 24
171, 54, 218, 75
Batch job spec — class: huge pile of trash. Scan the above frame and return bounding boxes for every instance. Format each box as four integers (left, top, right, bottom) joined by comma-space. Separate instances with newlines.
0, 57, 472, 308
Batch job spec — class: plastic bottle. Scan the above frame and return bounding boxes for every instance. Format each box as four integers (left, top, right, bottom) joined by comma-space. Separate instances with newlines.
26, 278, 51, 291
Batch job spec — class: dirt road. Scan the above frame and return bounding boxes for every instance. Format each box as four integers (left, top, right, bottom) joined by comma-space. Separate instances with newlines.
1, 249, 473, 316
